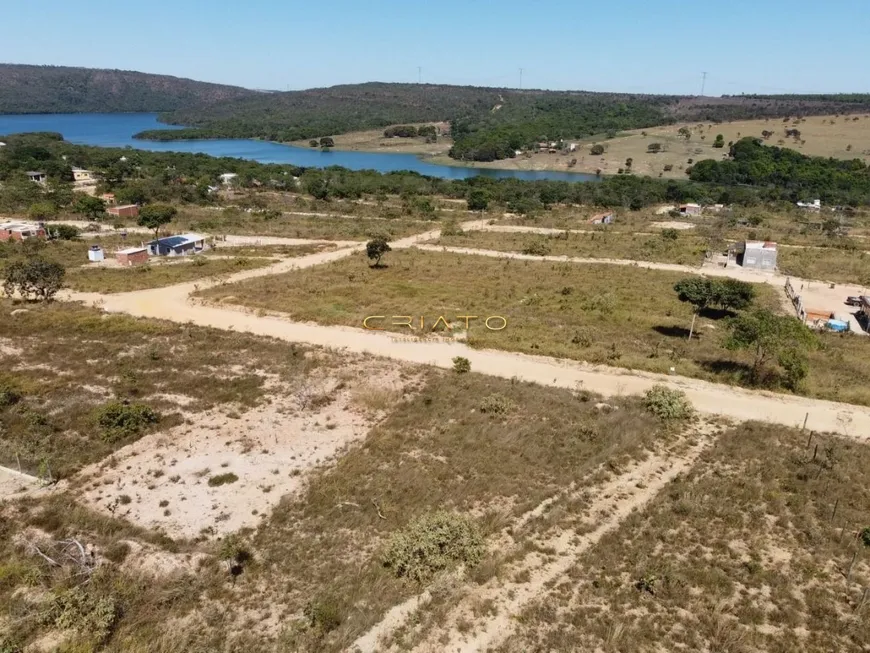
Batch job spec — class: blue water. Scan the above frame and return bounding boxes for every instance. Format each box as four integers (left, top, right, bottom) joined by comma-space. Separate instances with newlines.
0, 113, 598, 183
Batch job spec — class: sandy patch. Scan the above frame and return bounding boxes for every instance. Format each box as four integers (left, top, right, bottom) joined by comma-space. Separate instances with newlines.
74, 362, 414, 539
650, 221, 697, 230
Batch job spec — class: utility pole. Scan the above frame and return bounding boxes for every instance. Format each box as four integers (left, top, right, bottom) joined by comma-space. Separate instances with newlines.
418, 66, 422, 84
519, 67, 524, 89
700, 71, 708, 96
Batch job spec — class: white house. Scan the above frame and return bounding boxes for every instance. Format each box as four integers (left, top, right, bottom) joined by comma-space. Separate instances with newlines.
72, 167, 95, 182
797, 199, 821, 211
219, 173, 239, 186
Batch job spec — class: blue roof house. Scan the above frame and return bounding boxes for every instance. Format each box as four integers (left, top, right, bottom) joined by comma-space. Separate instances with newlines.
147, 233, 208, 257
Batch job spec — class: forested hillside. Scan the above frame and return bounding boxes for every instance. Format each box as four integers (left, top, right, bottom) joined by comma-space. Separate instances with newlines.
0, 64, 257, 114
689, 137, 870, 205
142, 82, 870, 163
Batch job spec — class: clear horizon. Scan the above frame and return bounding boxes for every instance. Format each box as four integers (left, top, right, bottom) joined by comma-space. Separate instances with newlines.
3, 0, 868, 95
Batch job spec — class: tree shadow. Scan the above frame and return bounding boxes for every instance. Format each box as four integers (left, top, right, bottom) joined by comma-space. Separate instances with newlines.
699, 359, 752, 376
368, 263, 390, 269
652, 325, 695, 339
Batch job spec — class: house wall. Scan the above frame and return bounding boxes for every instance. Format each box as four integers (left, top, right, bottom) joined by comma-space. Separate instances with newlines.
116, 250, 149, 266
108, 206, 140, 218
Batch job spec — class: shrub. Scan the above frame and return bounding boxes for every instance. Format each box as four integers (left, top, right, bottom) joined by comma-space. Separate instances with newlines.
452, 357, 471, 374
94, 401, 159, 442
644, 385, 694, 421
441, 220, 464, 237
590, 144, 605, 155
51, 224, 81, 240
661, 228, 679, 241
303, 597, 343, 633
47, 587, 118, 643
384, 511, 485, 583
861, 527, 870, 547
208, 472, 239, 487
479, 393, 517, 415
103, 541, 131, 564
0, 380, 21, 408
647, 142, 662, 153
663, 164, 674, 172
3, 259, 65, 301
522, 240, 551, 256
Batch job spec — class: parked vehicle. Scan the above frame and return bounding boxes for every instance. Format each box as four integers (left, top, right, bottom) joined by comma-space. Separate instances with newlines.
845, 296, 863, 306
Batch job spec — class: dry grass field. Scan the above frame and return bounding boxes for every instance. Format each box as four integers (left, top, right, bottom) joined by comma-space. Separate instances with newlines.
0, 301, 677, 652
499, 422, 870, 653
434, 229, 709, 266
427, 113, 870, 177
289, 122, 451, 156
196, 248, 870, 405
173, 206, 432, 240
65, 256, 271, 293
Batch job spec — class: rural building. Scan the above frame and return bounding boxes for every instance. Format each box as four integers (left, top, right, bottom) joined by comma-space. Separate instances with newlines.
588, 212, 614, 225
797, 199, 821, 211
87, 245, 104, 262
219, 173, 238, 185
0, 221, 46, 241
116, 247, 149, 266
72, 168, 95, 182
100, 193, 117, 206
147, 233, 208, 257
679, 203, 702, 216
107, 204, 140, 218
733, 241, 777, 270
26, 171, 47, 184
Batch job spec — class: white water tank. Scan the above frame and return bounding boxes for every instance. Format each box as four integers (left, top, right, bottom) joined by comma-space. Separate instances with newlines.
88, 245, 104, 262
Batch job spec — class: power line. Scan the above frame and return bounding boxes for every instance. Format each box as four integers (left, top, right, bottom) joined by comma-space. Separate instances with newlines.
519, 67, 524, 89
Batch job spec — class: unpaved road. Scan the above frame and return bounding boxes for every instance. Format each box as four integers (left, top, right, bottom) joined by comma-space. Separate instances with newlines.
54, 222, 870, 439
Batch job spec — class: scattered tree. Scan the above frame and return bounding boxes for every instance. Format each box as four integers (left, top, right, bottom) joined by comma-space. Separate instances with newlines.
366, 236, 391, 267
319, 136, 335, 149
712, 134, 725, 148
71, 194, 106, 220
644, 385, 694, 421
3, 259, 65, 301
725, 309, 818, 389
452, 356, 471, 374
27, 201, 58, 221
673, 277, 755, 338
308, 139, 318, 147
466, 188, 490, 212
678, 127, 692, 141
137, 204, 177, 240
647, 142, 663, 153
590, 144, 605, 155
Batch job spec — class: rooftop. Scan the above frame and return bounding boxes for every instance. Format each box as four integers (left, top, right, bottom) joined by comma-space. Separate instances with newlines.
117, 247, 148, 255
745, 240, 777, 250
0, 221, 41, 232
150, 233, 207, 248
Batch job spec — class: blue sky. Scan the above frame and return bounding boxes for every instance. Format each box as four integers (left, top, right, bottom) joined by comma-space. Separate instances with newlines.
2, 0, 868, 94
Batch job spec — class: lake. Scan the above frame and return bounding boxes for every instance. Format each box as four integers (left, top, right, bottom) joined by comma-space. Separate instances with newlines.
0, 113, 598, 183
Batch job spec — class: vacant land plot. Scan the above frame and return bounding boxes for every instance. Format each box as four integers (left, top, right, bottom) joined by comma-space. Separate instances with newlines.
198, 248, 870, 404
173, 207, 430, 240
500, 422, 870, 652
434, 229, 708, 266
779, 245, 870, 285
204, 242, 336, 258
0, 300, 332, 477
65, 256, 270, 293
0, 362, 670, 652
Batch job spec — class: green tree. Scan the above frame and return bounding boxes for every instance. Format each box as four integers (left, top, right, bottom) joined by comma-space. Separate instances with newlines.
673, 277, 755, 339
319, 136, 335, 149
713, 134, 725, 148
716, 278, 756, 311
590, 144, 605, 155
366, 237, 391, 267
678, 127, 692, 141
137, 204, 177, 240
71, 194, 106, 220
647, 142, 663, 153
725, 310, 817, 388
3, 259, 65, 301
305, 176, 330, 201
467, 189, 490, 212
27, 201, 58, 220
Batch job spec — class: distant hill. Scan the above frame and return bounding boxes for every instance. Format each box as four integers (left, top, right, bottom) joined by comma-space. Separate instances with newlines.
144, 82, 870, 162
0, 64, 257, 114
